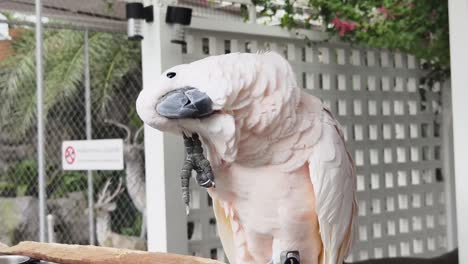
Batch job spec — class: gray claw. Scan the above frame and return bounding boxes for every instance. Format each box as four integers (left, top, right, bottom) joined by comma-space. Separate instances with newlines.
198, 178, 215, 188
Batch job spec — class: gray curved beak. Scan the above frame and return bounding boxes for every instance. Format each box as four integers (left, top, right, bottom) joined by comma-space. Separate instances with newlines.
156, 87, 214, 119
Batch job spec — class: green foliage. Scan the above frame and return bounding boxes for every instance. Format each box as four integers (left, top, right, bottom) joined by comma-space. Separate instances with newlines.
5, 159, 38, 196
254, 0, 450, 82
0, 28, 142, 136
0, 20, 143, 237
127, 107, 144, 131
0, 159, 87, 198
98, 170, 142, 236
0, 181, 17, 197
47, 171, 87, 199
0, 12, 14, 20
120, 213, 142, 236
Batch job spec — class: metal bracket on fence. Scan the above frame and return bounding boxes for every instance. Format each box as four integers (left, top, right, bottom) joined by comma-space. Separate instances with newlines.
165, 6, 192, 45
281, 251, 300, 264
126, 3, 154, 40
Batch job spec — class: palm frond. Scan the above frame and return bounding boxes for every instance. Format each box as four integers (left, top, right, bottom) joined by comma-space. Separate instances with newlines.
0, 28, 141, 136
88, 33, 141, 115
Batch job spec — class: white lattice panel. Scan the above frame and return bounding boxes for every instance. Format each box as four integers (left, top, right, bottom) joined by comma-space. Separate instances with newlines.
182, 28, 448, 262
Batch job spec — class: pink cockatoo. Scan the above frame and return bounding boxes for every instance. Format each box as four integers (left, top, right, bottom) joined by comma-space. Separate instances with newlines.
136, 52, 357, 264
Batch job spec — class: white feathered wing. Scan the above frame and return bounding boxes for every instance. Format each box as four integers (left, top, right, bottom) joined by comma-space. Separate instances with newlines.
308, 109, 357, 264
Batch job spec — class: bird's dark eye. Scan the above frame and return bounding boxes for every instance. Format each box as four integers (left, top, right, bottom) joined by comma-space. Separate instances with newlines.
166, 72, 176, 78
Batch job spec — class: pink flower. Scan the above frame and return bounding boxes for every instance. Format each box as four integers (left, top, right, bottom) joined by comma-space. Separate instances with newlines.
408, 2, 415, 8
332, 18, 357, 36
331, 18, 340, 26
378, 5, 394, 19
378, 6, 389, 15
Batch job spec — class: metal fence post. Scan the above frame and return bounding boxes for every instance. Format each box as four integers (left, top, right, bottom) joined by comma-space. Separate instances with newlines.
35, 0, 46, 243
142, 0, 188, 254
84, 29, 95, 245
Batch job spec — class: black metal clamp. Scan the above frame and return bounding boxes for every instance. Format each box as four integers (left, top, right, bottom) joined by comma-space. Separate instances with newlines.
165, 6, 192, 45
126, 3, 153, 40
281, 251, 300, 264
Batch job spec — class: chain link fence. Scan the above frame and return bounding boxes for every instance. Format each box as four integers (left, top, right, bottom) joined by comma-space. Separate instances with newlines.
0, 0, 253, 251
0, 2, 146, 249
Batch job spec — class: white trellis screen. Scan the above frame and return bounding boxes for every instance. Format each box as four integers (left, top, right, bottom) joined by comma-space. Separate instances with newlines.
143, 6, 455, 263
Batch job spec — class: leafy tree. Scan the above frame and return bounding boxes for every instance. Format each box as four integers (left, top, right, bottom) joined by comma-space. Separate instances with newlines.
0, 22, 144, 242
0, 27, 141, 135
0, 26, 143, 205
253, 0, 449, 82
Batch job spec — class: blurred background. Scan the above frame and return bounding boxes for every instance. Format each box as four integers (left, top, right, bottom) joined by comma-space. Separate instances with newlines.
0, 0, 458, 263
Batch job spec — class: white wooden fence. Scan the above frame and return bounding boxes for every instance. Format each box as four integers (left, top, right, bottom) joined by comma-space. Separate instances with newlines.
142, 3, 456, 262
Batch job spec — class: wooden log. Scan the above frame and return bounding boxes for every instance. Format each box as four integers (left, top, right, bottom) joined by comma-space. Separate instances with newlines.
0, 242, 8, 251
1, 241, 457, 264
0, 241, 225, 264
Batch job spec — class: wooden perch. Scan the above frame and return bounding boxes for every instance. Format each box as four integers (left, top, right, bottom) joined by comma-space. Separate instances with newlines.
0, 241, 225, 264
0, 242, 7, 251
1, 241, 457, 264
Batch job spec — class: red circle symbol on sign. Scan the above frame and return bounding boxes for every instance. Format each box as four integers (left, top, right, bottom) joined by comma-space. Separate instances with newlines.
65, 146, 76, 165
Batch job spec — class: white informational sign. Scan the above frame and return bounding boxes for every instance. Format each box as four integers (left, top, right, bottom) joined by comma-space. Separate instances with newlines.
62, 139, 124, 171
0, 14, 10, 41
